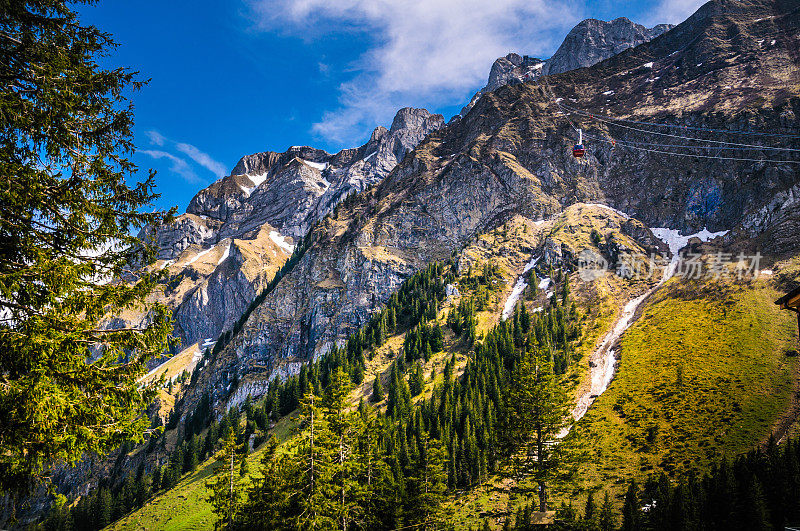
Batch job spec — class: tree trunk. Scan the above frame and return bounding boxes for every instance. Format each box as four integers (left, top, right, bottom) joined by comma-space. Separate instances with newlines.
229, 451, 234, 527
536, 419, 547, 512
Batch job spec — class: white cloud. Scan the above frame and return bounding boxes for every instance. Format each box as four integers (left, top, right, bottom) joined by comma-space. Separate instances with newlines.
140, 132, 228, 182
145, 130, 167, 146
176, 143, 228, 179
250, 0, 580, 146
139, 150, 202, 184
646, 0, 706, 25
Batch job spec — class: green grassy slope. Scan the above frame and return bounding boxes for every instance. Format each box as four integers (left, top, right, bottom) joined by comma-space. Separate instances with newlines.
107, 416, 297, 531
572, 275, 799, 495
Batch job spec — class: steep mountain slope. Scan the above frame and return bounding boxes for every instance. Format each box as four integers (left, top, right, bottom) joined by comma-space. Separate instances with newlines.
138, 15, 679, 365
136, 107, 444, 352
36, 2, 800, 525
182, 0, 799, 418
542, 17, 673, 75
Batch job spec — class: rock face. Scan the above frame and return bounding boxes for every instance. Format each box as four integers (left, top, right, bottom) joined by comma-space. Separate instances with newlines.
181, 0, 799, 415
459, 18, 673, 117
137, 107, 444, 353
542, 17, 673, 75
459, 53, 545, 116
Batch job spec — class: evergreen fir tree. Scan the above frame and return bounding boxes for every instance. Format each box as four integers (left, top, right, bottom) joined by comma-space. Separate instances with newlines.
293, 391, 337, 529
186, 436, 199, 473
205, 430, 245, 529
324, 368, 365, 530
404, 433, 449, 530
0, 0, 175, 490
499, 346, 574, 512
599, 491, 615, 531
742, 476, 771, 531
410, 362, 425, 397
371, 375, 384, 403
584, 492, 596, 524
622, 480, 642, 531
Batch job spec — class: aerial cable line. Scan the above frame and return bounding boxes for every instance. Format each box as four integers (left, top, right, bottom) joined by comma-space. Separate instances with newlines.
581, 131, 800, 152
582, 134, 800, 164
555, 100, 800, 140
554, 101, 800, 153
538, 78, 800, 164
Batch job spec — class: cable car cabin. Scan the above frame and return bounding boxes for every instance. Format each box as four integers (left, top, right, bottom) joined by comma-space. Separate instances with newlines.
776, 285, 800, 347
572, 128, 585, 158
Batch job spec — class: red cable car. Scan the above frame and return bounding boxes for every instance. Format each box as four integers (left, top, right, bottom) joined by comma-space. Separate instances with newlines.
573, 128, 586, 158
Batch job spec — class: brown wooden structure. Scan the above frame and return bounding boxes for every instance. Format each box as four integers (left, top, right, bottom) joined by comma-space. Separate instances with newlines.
776, 285, 800, 343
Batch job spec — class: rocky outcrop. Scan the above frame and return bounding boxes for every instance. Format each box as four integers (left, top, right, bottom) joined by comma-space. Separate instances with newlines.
458, 53, 545, 116
137, 107, 444, 353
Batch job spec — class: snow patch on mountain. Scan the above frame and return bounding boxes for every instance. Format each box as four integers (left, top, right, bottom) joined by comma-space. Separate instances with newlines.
650, 227, 730, 257
301, 159, 328, 171
269, 231, 295, 254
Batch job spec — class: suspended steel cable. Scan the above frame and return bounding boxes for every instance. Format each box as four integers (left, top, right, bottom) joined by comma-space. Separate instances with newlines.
582, 134, 800, 164
581, 131, 799, 152
554, 101, 800, 153
554, 100, 800, 140
537, 79, 800, 164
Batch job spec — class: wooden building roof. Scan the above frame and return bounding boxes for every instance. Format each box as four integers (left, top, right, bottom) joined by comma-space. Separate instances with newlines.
776, 285, 800, 310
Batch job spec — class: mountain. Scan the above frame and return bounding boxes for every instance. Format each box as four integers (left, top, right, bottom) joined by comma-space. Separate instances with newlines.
542, 17, 673, 75
138, 15, 674, 364
34, 0, 800, 527
458, 17, 673, 117
181, 0, 799, 414
136, 16, 674, 363
136, 107, 444, 353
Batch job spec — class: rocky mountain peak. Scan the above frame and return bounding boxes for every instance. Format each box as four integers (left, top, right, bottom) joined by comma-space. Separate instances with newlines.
390, 107, 444, 134
136, 104, 444, 357
458, 16, 673, 118
542, 16, 673, 75
369, 125, 388, 142
180, 0, 799, 420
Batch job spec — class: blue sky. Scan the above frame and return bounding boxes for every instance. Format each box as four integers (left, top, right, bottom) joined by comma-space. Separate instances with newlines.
78, 0, 705, 214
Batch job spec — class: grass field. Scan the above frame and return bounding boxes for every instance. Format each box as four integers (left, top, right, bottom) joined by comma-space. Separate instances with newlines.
107, 415, 298, 530
570, 275, 799, 500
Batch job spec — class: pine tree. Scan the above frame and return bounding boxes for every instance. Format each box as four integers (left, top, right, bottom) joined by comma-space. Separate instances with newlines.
742, 476, 771, 531
151, 466, 162, 494
404, 433, 449, 530
94, 487, 112, 529
186, 435, 199, 473
599, 491, 615, 531
0, 0, 174, 491
206, 430, 245, 529
237, 437, 294, 530
293, 390, 336, 529
410, 362, 425, 397
498, 347, 574, 512
622, 480, 641, 531
324, 368, 365, 530
372, 374, 384, 403
584, 492, 597, 526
